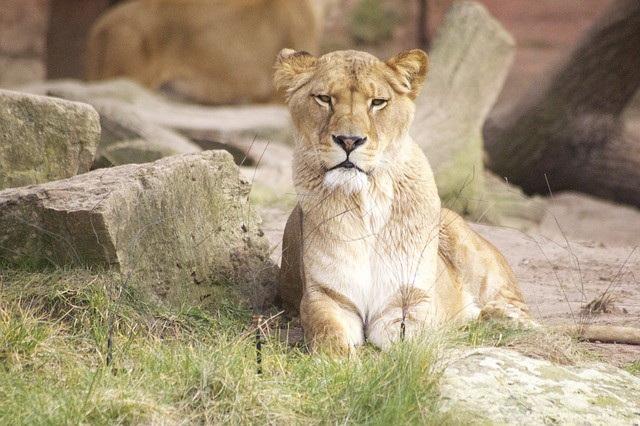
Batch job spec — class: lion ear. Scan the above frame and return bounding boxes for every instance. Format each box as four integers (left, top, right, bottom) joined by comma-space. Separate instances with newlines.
385, 49, 429, 100
273, 49, 317, 98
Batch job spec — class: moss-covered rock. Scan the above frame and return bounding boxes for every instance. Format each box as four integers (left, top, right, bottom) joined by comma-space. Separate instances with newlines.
411, 2, 514, 215
0, 151, 277, 311
0, 89, 100, 190
441, 348, 640, 423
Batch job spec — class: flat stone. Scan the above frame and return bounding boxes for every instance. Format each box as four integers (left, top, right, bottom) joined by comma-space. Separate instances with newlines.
440, 347, 640, 424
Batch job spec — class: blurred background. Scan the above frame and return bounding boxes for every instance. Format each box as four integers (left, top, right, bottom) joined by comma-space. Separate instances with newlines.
0, 0, 618, 107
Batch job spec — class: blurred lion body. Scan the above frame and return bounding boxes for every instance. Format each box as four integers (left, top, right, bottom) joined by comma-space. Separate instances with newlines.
274, 49, 532, 354
86, 0, 328, 104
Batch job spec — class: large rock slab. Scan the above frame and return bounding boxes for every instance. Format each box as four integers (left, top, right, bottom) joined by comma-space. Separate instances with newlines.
411, 2, 515, 215
0, 150, 277, 310
440, 348, 640, 424
0, 89, 100, 190
87, 98, 202, 168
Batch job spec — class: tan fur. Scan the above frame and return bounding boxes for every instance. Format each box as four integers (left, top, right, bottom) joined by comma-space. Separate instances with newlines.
274, 49, 535, 355
86, 0, 329, 104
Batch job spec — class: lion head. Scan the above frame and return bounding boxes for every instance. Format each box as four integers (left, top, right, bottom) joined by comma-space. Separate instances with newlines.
274, 49, 428, 195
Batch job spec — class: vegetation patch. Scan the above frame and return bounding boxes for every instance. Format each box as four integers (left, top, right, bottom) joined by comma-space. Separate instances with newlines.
0, 266, 455, 425
458, 318, 588, 365
626, 360, 640, 377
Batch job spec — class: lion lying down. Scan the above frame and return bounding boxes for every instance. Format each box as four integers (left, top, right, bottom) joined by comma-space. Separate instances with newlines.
274, 48, 640, 354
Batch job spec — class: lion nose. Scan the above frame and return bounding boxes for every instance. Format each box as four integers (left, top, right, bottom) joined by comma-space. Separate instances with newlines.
332, 135, 367, 154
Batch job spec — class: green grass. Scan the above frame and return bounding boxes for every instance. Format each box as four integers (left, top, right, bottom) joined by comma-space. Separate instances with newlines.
626, 360, 640, 377
0, 267, 455, 425
348, 0, 401, 44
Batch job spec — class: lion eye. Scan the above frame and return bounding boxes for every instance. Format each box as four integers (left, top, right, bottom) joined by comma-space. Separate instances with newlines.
370, 98, 388, 110
314, 94, 332, 108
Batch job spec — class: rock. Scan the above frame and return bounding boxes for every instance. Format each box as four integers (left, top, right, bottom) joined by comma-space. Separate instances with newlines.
0, 151, 277, 311
88, 98, 202, 168
0, 89, 100, 190
29, 81, 202, 168
411, 2, 515, 215
0, 0, 48, 87
21, 79, 292, 166
440, 348, 640, 424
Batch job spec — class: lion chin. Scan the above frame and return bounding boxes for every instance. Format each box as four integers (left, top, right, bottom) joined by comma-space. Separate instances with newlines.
323, 168, 369, 195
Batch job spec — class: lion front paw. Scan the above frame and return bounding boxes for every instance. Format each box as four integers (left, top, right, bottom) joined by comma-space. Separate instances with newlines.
306, 332, 355, 357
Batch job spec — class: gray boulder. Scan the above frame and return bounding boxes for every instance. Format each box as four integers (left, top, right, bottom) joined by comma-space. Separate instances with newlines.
0, 150, 277, 310
440, 348, 640, 424
411, 2, 518, 219
0, 88, 100, 190
87, 98, 202, 168
21, 79, 292, 166
33, 80, 202, 168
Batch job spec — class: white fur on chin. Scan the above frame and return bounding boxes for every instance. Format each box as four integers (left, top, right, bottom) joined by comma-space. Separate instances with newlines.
323, 168, 369, 195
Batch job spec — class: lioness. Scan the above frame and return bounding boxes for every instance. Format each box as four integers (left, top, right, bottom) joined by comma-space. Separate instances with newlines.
86, 0, 332, 104
274, 49, 534, 354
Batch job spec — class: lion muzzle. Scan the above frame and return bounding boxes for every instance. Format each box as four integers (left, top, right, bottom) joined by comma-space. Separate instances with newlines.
332, 134, 368, 154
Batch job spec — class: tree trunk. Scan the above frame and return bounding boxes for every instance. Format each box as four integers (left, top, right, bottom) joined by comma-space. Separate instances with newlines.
484, 0, 640, 207
417, 0, 430, 49
46, 0, 123, 79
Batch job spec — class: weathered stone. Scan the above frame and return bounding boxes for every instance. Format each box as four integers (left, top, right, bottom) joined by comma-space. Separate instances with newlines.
30, 81, 201, 168
88, 98, 202, 168
21, 79, 292, 165
411, 1, 514, 214
54, 79, 292, 143
0, 151, 277, 310
0, 89, 100, 190
440, 348, 640, 424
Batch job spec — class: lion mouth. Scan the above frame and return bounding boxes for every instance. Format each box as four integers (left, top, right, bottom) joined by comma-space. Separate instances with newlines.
328, 160, 365, 173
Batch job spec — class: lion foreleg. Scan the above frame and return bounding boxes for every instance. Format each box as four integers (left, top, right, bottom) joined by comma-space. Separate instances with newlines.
366, 286, 435, 350
300, 288, 365, 356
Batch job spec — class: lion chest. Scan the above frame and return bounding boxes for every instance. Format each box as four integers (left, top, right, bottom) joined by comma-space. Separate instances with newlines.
304, 184, 434, 321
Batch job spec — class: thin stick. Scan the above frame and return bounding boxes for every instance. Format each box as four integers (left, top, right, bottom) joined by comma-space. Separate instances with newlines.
253, 314, 264, 375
